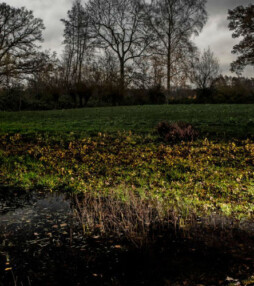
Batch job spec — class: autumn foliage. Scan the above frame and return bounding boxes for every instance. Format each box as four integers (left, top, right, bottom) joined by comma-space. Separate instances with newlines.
0, 133, 253, 221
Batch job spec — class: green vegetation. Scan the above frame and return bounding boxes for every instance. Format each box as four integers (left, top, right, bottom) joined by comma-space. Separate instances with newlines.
0, 105, 254, 223
1, 104, 254, 137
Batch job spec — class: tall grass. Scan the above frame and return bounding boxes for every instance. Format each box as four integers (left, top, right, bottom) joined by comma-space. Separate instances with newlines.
71, 191, 254, 247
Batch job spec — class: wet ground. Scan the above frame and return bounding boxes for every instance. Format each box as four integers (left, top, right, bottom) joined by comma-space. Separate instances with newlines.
0, 187, 253, 286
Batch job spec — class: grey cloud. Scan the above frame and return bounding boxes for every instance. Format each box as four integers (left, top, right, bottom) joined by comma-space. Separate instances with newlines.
206, 0, 252, 16
217, 18, 229, 30
4, 0, 73, 54
194, 0, 253, 77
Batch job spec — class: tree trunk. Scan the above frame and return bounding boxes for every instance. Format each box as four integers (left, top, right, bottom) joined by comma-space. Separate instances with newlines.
19, 92, 22, 111
119, 60, 125, 101
79, 93, 83, 107
167, 51, 171, 104
167, 21, 172, 104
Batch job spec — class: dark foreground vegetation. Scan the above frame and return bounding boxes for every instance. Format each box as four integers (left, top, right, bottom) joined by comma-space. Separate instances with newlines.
0, 188, 254, 286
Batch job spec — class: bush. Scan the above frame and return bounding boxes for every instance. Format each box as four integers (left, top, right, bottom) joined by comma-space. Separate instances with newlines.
196, 88, 215, 103
148, 85, 166, 104
58, 94, 75, 109
0, 87, 25, 111
157, 122, 171, 138
157, 121, 198, 143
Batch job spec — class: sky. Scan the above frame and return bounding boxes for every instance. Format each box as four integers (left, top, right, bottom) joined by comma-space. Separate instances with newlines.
4, 0, 254, 77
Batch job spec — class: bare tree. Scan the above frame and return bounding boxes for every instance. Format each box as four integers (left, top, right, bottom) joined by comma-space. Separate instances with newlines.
97, 50, 119, 86
86, 0, 153, 96
132, 53, 166, 88
150, 55, 165, 87
61, 0, 92, 85
0, 3, 45, 86
145, 0, 207, 101
190, 47, 220, 90
129, 55, 153, 89
28, 51, 64, 102
61, 0, 93, 106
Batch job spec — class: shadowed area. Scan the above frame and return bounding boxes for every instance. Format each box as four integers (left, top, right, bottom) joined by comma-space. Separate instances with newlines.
0, 187, 253, 286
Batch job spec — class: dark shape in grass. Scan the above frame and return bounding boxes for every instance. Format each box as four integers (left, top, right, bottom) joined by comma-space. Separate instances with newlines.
157, 121, 198, 143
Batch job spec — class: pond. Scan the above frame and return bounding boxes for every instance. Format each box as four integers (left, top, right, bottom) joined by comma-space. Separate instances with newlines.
0, 187, 253, 286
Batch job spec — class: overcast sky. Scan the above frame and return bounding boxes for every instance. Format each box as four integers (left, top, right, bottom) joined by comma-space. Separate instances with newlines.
4, 0, 254, 77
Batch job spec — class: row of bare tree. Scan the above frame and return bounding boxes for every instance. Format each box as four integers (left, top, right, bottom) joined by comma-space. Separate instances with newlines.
60, 0, 219, 103
1, 1, 252, 109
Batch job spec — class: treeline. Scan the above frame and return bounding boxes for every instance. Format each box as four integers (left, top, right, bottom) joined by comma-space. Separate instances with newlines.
0, 1, 253, 111
171, 76, 254, 104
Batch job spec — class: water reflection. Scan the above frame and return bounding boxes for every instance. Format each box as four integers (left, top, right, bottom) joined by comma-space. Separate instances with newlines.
0, 188, 253, 286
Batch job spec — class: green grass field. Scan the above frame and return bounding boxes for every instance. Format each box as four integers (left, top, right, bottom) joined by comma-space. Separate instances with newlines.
1, 104, 254, 137
0, 104, 254, 222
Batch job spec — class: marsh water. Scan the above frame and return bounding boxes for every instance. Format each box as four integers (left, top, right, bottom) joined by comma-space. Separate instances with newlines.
0, 187, 253, 286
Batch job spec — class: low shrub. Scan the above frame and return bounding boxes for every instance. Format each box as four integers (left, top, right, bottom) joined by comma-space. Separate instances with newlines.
157, 121, 171, 138
157, 121, 198, 143
148, 85, 166, 104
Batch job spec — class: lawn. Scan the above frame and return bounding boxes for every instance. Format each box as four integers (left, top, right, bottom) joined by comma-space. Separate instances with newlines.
0, 104, 254, 137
